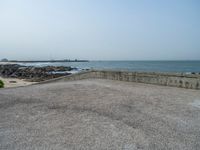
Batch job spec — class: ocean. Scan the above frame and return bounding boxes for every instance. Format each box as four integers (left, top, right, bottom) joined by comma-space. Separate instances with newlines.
20, 61, 200, 73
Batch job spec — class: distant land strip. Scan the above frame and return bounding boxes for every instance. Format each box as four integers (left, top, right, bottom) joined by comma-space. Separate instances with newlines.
7, 59, 89, 63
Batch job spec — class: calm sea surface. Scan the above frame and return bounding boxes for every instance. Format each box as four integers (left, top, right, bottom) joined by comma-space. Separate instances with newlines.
21, 61, 200, 73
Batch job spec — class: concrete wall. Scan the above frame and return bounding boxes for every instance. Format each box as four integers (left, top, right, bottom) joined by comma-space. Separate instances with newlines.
91, 70, 200, 89
42, 70, 200, 90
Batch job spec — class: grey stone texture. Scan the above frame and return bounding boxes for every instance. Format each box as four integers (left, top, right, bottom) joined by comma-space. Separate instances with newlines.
0, 79, 200, 150
41, 70, 200, 89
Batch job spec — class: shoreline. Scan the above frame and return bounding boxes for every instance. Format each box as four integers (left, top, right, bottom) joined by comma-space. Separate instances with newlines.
0, 63, 81, 88
0, 62, 199, 89
0, 64, 74, 82
1, 61, 200, 74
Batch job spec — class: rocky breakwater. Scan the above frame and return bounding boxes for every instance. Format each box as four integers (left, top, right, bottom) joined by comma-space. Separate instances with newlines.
0, 64, 73, 82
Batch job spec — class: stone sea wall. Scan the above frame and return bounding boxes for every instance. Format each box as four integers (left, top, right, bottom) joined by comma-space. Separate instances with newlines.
56, 70, 200, 90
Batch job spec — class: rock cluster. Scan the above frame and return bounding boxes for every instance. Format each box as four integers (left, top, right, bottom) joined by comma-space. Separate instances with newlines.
0, 64, 73, 82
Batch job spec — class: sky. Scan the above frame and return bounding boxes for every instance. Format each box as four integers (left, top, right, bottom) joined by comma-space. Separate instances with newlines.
0, 0, 200, 60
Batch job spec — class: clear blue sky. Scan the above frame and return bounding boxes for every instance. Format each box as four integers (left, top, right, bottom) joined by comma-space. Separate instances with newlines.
0, 0, 199, 60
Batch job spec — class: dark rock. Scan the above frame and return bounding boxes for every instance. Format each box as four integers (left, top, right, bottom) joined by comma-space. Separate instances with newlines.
0, 64, 73, 82
9, 81, 17, 83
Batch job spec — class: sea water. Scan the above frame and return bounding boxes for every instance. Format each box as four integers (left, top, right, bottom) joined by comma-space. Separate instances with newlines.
20, 61, 200, 73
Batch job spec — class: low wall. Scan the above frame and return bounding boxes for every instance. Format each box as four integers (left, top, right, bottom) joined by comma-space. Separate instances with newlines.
42, 70, 200, 90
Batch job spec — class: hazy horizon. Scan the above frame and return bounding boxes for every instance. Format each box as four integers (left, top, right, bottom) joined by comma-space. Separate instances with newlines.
0, 0, 200, 61
4, 57, 200, 61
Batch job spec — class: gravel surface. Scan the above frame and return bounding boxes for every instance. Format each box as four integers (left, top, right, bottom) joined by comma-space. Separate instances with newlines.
0, 79, 200, 150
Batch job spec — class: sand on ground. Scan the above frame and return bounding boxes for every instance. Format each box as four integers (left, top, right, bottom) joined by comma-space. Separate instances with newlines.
0, 77, 36, 88
0, 62, 35, 88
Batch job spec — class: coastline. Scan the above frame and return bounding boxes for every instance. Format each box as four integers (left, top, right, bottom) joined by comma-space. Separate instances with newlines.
0, 62, 199, 89
1, 61, 200, 73
0, 63, 73, 88
0, 62, 36, 88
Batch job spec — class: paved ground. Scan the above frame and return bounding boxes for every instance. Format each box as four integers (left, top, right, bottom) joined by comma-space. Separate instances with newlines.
0, 79, 200, 150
